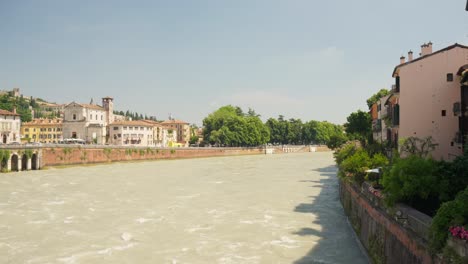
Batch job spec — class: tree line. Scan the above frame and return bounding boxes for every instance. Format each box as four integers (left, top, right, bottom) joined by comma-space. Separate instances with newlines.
202, 105, 349, 147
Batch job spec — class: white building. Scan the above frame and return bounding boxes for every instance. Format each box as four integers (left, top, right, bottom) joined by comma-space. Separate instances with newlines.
62, 97, 114, 144
109, 120, 154, 146
0, 109, 21, 144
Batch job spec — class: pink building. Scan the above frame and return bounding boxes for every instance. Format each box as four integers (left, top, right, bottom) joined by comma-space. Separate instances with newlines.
386, 42, 468, 160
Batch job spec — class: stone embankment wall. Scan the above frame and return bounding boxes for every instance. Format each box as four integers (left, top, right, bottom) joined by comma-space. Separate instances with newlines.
340, 180, 434, 264
41, 146, 264, 167
40, 145, 329, 167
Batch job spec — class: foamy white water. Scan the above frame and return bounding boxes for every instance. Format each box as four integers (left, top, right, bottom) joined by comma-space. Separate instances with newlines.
0, 152, 367, 263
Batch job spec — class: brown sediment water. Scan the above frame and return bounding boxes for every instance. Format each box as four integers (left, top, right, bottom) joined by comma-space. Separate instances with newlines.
0, 152, 367, 263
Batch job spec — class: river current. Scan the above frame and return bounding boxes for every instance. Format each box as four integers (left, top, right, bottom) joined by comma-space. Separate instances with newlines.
0, 152, 368, 264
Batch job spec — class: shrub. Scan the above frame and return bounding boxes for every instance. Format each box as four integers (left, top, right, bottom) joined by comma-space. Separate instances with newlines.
435, 154, 468, 204
430, 187, 468, 253
381, 155, 438, 208
340, 149, 371, 184
334, 142, 359, 166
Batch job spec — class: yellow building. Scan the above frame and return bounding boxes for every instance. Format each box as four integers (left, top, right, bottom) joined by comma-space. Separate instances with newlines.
21, 118, 63, 143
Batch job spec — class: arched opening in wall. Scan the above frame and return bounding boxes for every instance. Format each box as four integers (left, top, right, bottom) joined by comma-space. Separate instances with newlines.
31, 153, 38, 170
21, 154, 28, 171
11, 154, 19, 172
2, 134, 6, 144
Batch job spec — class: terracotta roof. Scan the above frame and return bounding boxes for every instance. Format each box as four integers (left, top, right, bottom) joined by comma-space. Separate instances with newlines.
0, 109, 20, 116
111, 120, 153, 127
81, 104, 105, 110
392, 43, 468, 77
161, 119, 189, 125
23, 118, 63, 125
65, 102, 105, 111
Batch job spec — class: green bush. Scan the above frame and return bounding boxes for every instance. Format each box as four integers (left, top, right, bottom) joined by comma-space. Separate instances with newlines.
381, 155, 437, 207
334, 142, 358, 166
430, 187, 468, 253
435, 154, 468, 204
340, 149, 371, 184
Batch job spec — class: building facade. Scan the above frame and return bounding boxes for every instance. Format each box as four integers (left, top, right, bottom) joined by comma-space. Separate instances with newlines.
62, 97, 114, 144
160, 119, 190, 146
387, 43, 468, 160
21, 118, 63, 143
0, 109, 21, 144
371, 95, 390, 143
109, 120, 154, 146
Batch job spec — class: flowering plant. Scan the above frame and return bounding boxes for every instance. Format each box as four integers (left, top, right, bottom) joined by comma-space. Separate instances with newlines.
449, 226, 468, 241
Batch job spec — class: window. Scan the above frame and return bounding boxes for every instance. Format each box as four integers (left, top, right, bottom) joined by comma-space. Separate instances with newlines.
442, 110, 446, 116
48, 128, 52, 132
113, 127, 118, 130
395, 76, 400, 92
447, 73, 453, 82
25, 128, 29, 132
96, 115, 98, 120
73, 114, 77, 120
101, 115, 103, 120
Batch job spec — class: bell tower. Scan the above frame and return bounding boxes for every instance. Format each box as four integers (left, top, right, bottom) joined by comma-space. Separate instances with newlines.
102, 97, 114, 125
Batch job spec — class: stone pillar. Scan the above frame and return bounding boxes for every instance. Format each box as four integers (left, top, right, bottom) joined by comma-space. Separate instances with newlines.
7, 157, 11, 171
27, 158, 31, 170
18, 158, 22, 172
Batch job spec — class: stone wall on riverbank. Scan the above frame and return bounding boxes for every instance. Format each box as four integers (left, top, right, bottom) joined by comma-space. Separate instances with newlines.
38, 145, 331, 167
40, 146, 264, 167
339, 180, 434, 264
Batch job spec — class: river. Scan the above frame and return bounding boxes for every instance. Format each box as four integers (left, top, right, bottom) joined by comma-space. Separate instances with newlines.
0, 152, 368, 264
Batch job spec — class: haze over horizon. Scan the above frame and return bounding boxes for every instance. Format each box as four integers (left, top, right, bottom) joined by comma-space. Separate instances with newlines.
1, 0, 467, 125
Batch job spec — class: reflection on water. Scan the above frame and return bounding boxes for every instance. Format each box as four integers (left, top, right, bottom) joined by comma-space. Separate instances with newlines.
0, 152, 367, 263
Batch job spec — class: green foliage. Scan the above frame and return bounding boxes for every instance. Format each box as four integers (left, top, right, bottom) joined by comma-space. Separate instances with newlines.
327, 133, 348, 150
203, 105, 270, 147
24, 149, 33, 159
62, 147, 72, 155
400, 136, 438, 158
345, 110, 372, 143
381, 155, 437, 207
139, 149, 146, 156
189, 135, 199, 145
366, 89, 389, 109
430, 187, 468, 253
334, 142, 359, 166
340, 149, 371, 184
0, 94, 35, 122
103, 148, 112, 158
265, 116, 345, 146
170, 149, 176, 154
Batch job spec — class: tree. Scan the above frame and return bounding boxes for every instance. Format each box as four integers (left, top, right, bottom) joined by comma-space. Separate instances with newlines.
202, 105, 269, 147
366, 88, 389, 109
345, 110, 372, 143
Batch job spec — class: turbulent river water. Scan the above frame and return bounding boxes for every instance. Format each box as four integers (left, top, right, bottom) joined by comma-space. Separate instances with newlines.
0, 152, 368, 264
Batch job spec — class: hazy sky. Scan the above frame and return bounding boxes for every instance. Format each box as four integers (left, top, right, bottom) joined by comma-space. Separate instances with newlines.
1, 0, 467, 125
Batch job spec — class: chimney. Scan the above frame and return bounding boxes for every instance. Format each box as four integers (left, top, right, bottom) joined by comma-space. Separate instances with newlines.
427, 41, 433, 54
408, 50, 413, 61
420, 43, 427, 56
400, 55, 406, 64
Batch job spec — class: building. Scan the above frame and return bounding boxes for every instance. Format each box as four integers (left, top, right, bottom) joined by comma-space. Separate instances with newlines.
371, 95, 390, 143
386, 42, 468, 160
141, 120, 178, 147
160, 119, 190, 146
62, 97, 114, 144
21, 118, 63, 143
37, 102, 64, 118
109, 120, 154, 146
0, 109, 21, 144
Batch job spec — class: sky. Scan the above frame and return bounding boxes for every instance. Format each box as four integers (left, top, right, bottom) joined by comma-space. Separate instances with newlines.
1, 0, 467, 125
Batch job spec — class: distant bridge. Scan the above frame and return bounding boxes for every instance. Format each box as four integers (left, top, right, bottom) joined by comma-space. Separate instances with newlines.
0, 146, 41, 172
